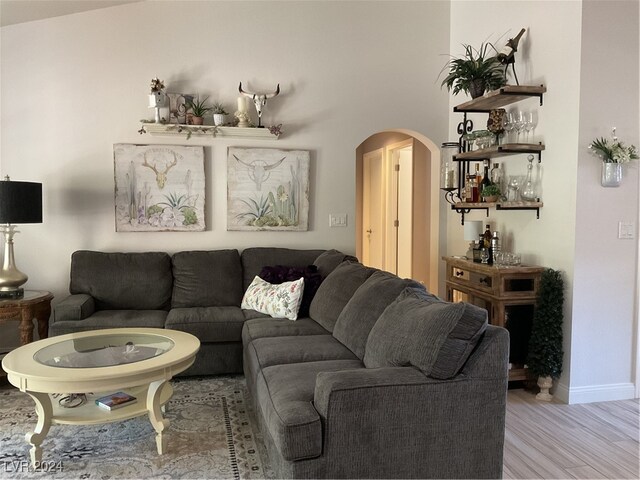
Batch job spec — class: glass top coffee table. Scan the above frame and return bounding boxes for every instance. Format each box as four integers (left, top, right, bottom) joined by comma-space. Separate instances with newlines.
1, 328, 200, 467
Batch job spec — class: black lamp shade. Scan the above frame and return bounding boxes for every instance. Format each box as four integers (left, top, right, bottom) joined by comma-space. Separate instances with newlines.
0, 180, 42, 224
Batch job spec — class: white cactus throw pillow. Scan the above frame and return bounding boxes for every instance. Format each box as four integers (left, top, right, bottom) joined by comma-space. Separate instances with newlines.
241, 276, 305, 320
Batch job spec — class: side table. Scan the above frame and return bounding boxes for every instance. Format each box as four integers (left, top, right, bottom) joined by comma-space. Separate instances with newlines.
0, 290, 54, 346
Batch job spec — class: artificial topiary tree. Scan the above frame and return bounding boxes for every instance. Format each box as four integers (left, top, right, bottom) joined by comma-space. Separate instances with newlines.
526, 268, 564, 400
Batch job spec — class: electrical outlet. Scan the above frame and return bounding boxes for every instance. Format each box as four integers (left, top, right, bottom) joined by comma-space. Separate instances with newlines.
329, 214, 347, 227
618, 222, 635, 239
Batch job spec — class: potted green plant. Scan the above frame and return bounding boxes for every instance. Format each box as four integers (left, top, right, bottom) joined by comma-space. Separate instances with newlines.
589, 129, 638, 187
212, 102, 229, 126
186, 96, 212, 125
440, 43, 506, 98
481, 183, 501, 202
526, 268, 564, 401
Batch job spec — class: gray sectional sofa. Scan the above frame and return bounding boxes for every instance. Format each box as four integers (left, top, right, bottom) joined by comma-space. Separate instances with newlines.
51, 247, 509, 479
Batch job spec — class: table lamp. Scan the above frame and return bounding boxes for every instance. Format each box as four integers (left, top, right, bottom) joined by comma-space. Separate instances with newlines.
0, 176, 43, 299
463, 220, 482, 260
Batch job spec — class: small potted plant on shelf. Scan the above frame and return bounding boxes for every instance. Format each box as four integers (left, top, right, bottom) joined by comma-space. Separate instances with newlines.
212, 102, 229, 126
481, 183, 501, 203
526, 268, 564, 401
440, 43, 506, 98
186, 96, 212, 125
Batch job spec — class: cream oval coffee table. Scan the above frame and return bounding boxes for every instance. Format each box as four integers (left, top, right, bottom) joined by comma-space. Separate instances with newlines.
1, 327, 200, 467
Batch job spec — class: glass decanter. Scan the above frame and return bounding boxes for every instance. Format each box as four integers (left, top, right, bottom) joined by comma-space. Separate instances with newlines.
520, 154, 537, 202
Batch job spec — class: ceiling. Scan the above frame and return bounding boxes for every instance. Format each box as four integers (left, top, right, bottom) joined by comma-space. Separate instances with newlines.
0, 0, 145, 27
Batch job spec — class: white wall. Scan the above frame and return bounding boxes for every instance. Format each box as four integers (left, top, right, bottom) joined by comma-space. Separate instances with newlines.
0, 1, 450, 306
447, 0, 639, 403
572, 0, 639, 403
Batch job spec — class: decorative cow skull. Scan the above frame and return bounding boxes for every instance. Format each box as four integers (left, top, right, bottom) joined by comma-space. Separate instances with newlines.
239, 82, 280, 128
142, 152, 177, 189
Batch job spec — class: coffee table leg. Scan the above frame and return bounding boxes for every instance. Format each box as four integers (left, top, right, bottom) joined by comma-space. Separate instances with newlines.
147, 380, 169, 454
25, 391, 52, 467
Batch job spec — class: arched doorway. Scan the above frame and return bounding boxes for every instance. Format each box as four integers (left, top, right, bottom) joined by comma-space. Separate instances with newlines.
355, 129, 441, 292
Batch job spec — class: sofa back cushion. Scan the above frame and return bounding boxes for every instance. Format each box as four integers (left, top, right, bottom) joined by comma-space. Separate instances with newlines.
313, 249, 359, 278
332, 271, 423, 359
70, 250, 173, 310
309, 261, 375, 332
241, 247, 325, 291
364, 287, 488, 379
171, 250, 243, 308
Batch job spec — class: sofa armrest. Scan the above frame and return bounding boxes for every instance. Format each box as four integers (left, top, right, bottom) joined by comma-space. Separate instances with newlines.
53, 294, 95, 321
312, 326, 509, 479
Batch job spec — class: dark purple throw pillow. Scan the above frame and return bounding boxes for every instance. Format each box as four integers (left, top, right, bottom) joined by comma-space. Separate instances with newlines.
258, 265, 323, 317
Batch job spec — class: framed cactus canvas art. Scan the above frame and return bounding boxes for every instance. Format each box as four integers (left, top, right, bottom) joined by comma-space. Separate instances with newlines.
114, 144, 205, 232
227, 147, 310, 231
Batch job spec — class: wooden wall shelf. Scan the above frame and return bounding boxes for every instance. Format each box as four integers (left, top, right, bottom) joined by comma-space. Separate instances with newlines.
139, 123, 281, 140
453, 85, 546, 113
454, 143, 545, 161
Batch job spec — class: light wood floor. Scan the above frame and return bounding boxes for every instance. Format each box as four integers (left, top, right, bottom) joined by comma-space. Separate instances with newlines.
504, 389, 639, 479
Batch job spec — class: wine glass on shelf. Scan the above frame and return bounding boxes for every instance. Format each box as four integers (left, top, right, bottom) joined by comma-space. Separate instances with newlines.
464, 132, 476, 151
525, 112, 537, 143
514, 111, 526, 143
507, 176, 520, 202
504, 113, 515, 144
523, 112, 535, 143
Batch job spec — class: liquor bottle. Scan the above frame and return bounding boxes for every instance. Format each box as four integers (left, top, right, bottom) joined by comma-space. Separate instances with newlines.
482, 224, 493, 264
491, 231, 500, 254
473, 235, 484, 263
497, 28, 526, 64
464, 174, 472, 202
490, 162, 502, 191
474, 164, 481, 202
480, 160, 491, 200
521, 154, 537, 201
470, 175, 479, 203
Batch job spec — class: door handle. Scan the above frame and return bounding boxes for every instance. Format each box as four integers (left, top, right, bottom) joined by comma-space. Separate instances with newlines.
366, 229, 372, 234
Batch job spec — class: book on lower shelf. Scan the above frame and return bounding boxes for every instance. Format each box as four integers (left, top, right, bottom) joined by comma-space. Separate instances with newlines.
95, 392, 137, 410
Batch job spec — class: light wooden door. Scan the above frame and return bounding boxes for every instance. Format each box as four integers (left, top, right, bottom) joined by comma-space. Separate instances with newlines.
386, 141, 414, 277
362, 149, 385, 270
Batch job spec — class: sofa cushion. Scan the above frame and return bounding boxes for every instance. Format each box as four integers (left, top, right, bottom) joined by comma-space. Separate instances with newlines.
241, 247, 325, 290
246, 335, 359, 385
313, 249, 358, 278
49, 310, 168, 336
171, 250, 243, 308
54, 294, 95, 321
256, 359, 364, 461
241, 276, 305, 321
241, 317, 329, 346
333, 271, 423, 359
259, 265, 323, 317
308, 262, 375, 332
165, 307, 245, 343
70, 251, 172, 310
364, 288, 488, 379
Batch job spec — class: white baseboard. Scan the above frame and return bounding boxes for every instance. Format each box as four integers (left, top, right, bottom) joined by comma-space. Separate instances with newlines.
555, 382, 637, 404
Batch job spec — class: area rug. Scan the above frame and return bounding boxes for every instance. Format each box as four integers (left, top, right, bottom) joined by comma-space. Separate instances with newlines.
0, 375, 273, 479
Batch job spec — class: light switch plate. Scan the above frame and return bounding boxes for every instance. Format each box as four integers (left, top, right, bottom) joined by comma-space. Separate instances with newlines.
329, 213, 347, 227
618, 222, 635, 239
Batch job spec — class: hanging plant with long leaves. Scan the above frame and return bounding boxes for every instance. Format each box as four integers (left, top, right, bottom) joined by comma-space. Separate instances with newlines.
526, 268, 564, 379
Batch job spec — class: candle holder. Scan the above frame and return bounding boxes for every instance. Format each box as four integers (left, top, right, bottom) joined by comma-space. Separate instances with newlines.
235, 111, 250, 128
440, 142, 460, 199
